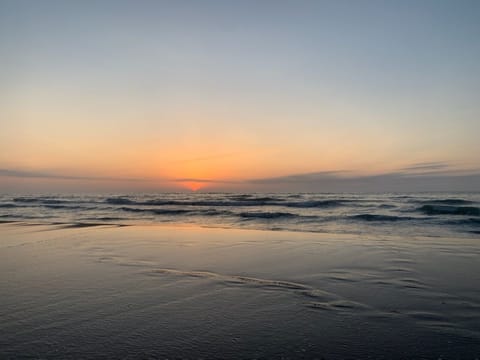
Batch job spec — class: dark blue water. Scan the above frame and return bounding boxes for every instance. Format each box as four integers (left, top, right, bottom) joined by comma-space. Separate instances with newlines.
1, 192, 479, 238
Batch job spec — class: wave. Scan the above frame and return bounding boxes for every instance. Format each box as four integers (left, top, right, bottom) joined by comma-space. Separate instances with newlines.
110, 197, 274, 207
351, 214, 414, 222
13, 197, 67, 204
105, 196, 348, 208
119, 207, 191, 215
105, 197, 135, 205
0, 203, 20, 208
239, 211, 298, 219
13, 197, 41, 203
195, 209, 232, 216
417, 205, 480, 216
378, 204, 396, 209
115, 205, 346, 221
82, 216, 129, 221
118, 206, 145, 212
419, 199, 474, 205
119, 206, 232, 217
142, 199, 178, 206
444, 218, 480, 227
43, 204, 93, 210
0, 214, 50, 220
151, 209, 193, 215
57, 223, 127, 229
155, 199, 282, 207
284, 200, 344, 208
228, 195, 279, 202
12, 197, 94, 207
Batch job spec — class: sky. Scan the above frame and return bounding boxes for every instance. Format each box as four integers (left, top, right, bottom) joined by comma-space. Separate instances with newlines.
1, 0, 479, 192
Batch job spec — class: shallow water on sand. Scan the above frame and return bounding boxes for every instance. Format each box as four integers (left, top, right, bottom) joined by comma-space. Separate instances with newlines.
1, 223, 479, 359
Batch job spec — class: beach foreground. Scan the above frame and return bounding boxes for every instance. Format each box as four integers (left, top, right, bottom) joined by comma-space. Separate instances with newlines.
1, 222, 479, 359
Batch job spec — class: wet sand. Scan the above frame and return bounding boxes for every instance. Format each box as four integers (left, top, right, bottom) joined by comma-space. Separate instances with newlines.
1, 222, 479, 359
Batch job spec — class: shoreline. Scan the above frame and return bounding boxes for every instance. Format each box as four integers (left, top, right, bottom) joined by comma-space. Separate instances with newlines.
1, 221, 480, 359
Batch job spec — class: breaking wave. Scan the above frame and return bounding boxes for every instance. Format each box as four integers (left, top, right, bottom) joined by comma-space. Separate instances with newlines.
417, 205, 480, 216
351, 214, 415, 222
418, 199, 473, 205
13, 197, 71, 205
444, 218, 480, 226
284, 200, 344, 208
105, 196, 347, 208
105, 197, 135, 205
0, 203, 19, 208
239, 211, 298, 219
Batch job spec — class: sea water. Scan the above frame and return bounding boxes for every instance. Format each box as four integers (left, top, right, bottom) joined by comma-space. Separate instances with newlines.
1, 192, 479, 238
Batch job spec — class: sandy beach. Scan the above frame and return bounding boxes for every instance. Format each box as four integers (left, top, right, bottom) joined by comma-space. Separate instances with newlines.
1, 222, 479, 359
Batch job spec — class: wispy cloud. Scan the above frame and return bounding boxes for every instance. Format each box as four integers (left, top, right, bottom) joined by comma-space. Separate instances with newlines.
0, 168, 237, 185
398, 161, 480, 177
0, 168, 245, 189
400, 161, 451, 172
242, 165, 480, 192
0, 169, 153, 182
248, 171, 349, 184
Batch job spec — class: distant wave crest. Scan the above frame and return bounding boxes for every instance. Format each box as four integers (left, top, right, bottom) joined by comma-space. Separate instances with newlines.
0, 203, 19, 208
239, 211, 298, 219
106, 196, 346, 208
351, 214, 414, 222
105, 197, 135, 205
14, 197, 67, 204
284, 200, 344, 208
419, 199, 473, 205
417, 205, 480, 216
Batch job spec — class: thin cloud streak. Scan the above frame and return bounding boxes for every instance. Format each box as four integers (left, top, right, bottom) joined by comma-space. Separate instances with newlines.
248, 171, 350, 184
0, 169, 155, 183
241, 165, 480, 192
0, 168, 237, 185
401, 161, 451, 172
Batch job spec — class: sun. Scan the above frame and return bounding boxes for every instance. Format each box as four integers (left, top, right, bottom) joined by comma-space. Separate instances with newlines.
182, 181, 204, 192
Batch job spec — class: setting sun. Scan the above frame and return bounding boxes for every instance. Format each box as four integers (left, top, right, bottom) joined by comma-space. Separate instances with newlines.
181, 181, 205, 192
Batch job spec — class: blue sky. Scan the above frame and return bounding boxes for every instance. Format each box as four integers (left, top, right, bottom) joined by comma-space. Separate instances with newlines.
1, 0, 479, 192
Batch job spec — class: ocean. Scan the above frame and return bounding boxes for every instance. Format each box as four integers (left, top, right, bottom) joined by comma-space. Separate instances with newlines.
1, 192, 479, 237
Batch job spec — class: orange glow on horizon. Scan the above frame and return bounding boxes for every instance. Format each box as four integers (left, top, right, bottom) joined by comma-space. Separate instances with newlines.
181, 181, 205, 192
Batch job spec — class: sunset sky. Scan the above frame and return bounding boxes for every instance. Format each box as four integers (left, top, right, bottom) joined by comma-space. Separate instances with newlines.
1, 0, 479, 192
